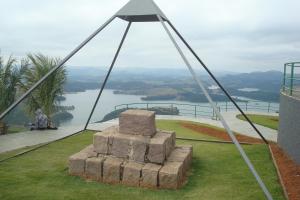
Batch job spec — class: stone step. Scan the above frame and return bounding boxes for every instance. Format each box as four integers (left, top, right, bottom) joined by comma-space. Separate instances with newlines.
147, 130, 175, 164
68, 144, 193, 189
167, 145, 193, 174
102, 157, 124, 184
68, 145, 98, 176
93, 127, 175, 164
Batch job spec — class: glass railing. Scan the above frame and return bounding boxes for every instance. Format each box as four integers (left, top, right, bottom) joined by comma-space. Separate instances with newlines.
282, 62, 300, 98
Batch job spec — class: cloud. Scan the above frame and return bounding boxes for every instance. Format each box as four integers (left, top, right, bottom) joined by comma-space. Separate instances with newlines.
0, 0, 299, 72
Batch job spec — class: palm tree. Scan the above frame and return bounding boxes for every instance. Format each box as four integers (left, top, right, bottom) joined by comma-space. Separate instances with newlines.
0, 54, 28, 134
21, 54, 66, 123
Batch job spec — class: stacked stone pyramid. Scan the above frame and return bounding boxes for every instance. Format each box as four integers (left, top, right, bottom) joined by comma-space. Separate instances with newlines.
68, 109, 193, 189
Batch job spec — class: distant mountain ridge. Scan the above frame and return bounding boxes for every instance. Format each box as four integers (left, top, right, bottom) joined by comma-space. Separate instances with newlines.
63, 67, 283, 102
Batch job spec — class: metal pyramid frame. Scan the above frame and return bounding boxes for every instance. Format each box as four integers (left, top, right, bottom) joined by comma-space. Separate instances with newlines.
0, 0, 273, 199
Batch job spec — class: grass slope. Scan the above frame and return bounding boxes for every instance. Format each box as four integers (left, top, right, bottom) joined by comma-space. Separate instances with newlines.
0, 120, 285, 200
236, 114, 279, 130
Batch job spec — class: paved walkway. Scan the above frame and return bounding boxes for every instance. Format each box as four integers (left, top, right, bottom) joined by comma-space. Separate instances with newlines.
0, 111, 278, 153
90, 111, 278, 141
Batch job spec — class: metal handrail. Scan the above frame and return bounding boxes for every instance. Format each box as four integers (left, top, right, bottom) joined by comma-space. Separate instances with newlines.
113, 101, 279, 120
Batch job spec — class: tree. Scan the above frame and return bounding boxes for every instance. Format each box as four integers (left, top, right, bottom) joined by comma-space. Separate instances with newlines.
0, 54, 28, 134
21, 54, 66, 123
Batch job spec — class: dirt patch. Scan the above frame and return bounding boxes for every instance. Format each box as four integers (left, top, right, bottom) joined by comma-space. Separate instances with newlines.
179, 122, 263, 144
270, 144, 300, 200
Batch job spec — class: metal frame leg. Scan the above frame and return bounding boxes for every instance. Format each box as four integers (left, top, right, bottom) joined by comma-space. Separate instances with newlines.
155, 14, 273, 200
166, 20, 268, 144
84, 22, 132, 130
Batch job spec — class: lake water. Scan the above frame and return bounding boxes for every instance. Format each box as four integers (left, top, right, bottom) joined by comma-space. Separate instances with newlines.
61, 89, 279, 126
60, 90, 144, 125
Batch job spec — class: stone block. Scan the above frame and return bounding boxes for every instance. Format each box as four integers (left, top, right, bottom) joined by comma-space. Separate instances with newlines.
147, 131, 175, 164
156, 131, 175, 158
80, 144, 98, 158
167, 146, 193, 173
119, 109, 156, 136
129, 136, 149, 163
111, 134, 131, 159
122, 161, 144, 186
69, 152, 88, 176
93, 132, 110, 154
140, 163, 162, 188
177, 145, 193, 169
102, 157, 124, 184
159, 161, 183, 189
85, 156, 105, 181
93, 127, 117, 154
147, 136, 166, 164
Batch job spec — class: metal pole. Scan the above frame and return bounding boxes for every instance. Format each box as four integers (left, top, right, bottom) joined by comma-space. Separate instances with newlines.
283, 64, 286, 92
290, 63, 294, 96
84, 22, 132, 130
166, 20, 268, 144
155, 14, 273, 200
0, 16, 116, 120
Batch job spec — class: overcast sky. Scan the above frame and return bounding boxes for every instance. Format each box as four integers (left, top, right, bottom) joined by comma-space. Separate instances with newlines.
0, 0, 299, 73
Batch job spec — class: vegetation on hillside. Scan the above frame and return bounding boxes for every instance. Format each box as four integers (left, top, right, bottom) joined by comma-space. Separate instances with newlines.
64, 67, 281, 102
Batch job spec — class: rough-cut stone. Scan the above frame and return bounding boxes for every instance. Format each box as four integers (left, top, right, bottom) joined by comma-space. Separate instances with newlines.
93, 132, 110, 154
85, 156, 105, 181
167, 146, 192, 173
110, 133, 150, 162
69, 109, 193, 190
80, 144, 98, 158
122, 162, 144, 186
147, 136, 166, 164
166, 130, 176, 148
69, 152, 88, 176
147, 131, 175, 164
159, 161, 183, 189
130, 136, 149, 163
156, 131, 175, 158
177, 145, 193, 169
93, 126, 117, 154
111, 133, 131, 158
140, 163, 162, 188
102, 157, 124, 184
119, 109, 156, 136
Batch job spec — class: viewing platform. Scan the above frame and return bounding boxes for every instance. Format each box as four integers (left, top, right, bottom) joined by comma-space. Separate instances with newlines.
278, 62, 300, 164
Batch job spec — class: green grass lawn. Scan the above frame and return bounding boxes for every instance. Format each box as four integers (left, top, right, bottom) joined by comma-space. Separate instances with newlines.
236, 114, 279, 130
0, 120, 285, 200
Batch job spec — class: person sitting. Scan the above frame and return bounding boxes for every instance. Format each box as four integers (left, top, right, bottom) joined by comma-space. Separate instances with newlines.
34, 109, 48, 130
30, 109, 57, 130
